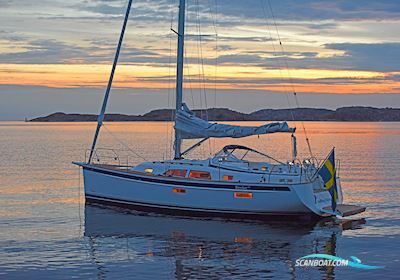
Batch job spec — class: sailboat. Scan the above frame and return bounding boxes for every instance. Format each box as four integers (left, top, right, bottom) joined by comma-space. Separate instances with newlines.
74, 0, 365, 219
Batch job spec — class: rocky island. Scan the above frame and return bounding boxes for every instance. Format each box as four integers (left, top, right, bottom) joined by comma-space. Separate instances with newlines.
29, 106, 400, 122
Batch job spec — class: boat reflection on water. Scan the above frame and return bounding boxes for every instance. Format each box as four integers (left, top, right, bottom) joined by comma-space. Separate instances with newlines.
84, 203, 365, 279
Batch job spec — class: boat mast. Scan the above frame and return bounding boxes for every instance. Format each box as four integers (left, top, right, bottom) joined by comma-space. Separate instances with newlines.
174, 0, 186, 159
88, 0, 133, 163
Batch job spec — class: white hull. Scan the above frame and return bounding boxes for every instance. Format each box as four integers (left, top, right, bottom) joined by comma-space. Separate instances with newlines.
78, 163, 332, 219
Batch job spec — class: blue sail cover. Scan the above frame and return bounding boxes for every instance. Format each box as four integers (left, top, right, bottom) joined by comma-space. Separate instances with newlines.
175, 104, 295, 139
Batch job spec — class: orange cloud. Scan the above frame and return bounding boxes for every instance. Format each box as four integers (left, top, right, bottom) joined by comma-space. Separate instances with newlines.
0, 63, 398, 94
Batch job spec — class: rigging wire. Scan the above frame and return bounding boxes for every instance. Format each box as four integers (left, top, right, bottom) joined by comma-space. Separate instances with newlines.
259, 0, 295, 122
194, 0, 209, 121
207, 0, 219, 156
194, 0, 213, 157
181, 1, 205, 158
191, 0, 208, 158
103, 124, 147, 161
165, 0, 176, 160
259, 0, 295, 160
265, 0, 314, 158
182, 5, 201, 157
184, 48, 196, 109
207, 0, 218, 108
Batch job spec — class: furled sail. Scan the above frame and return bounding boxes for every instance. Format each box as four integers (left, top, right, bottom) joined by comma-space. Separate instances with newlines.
175, 104, 295, 139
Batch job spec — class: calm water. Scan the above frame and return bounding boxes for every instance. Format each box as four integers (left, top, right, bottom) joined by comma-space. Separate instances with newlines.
0, 121, 399, 279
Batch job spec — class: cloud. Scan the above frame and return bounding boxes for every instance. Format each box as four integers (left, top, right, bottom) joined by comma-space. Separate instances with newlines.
0, 0, 12, 8
324, 43, 400, 72
0, 39, 87, 64
248, 43, 400, 72
85, 4, 124, 15
0, 34, 173, 65
1, 0, 400, 119
213, 0, 400, 21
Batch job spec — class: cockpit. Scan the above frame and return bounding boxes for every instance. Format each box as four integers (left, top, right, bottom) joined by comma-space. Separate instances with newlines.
213, 145, 280, 163
210, 145, 284, 172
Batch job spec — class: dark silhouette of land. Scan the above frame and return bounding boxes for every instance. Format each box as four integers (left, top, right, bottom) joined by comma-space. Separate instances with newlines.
29, 106, 400, 122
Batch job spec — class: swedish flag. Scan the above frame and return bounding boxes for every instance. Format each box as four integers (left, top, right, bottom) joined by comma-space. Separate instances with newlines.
318, 149, 338, 211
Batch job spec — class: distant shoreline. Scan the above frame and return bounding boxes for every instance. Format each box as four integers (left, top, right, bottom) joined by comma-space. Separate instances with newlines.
28, 106, 400, 122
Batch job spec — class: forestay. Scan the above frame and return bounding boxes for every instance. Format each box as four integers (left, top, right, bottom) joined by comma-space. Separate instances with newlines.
175, 104, 295, 139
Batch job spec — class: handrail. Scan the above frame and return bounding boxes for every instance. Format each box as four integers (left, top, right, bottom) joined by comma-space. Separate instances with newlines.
85, 147, 149, 167
85, 148, 121, 166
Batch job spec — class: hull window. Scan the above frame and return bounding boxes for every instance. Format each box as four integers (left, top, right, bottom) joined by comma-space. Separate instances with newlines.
189, 170, 212, 180
234, 192, 253, 199
165, 169, 187, 177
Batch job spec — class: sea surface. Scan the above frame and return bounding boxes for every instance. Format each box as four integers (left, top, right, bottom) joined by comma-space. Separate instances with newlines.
0, 121, 399, 279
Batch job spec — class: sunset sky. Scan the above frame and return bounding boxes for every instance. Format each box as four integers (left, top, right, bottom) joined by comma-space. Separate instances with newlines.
1, 0, 400, 120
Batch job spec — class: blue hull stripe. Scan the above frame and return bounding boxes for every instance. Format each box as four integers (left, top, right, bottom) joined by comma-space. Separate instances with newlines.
83, 165, 291, 192
86, 194, 308, 216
